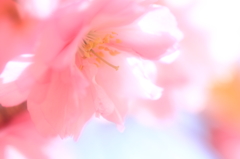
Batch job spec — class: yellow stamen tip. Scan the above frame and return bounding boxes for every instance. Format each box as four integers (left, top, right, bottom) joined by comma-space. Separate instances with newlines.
96, 58, 101, 63
91, 50, 120, 71
84, 51, 90, 58
103, 37, 109, 43
116, 39, 122, 43
78, 65, 84, 70
97, 52, 104, 57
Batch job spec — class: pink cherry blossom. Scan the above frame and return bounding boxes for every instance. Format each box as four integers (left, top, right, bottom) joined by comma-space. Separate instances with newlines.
0, 0, 181, 138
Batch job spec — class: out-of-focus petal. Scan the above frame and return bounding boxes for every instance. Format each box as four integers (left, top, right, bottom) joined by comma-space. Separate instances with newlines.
0, 82, 29, 107
0, 56, 33, 106
0, 0, 41, 73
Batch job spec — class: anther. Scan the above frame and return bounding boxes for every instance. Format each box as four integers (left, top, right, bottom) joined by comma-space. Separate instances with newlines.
116, 39, 122, 43
91, 50, 119, 71
109, 50, 120, 56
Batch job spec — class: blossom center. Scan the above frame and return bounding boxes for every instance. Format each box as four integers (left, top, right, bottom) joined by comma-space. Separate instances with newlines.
76, 31, 122, 71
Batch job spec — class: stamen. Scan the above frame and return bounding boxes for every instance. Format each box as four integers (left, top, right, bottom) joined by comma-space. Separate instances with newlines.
97, 52, 104, 57
109, 50, 120, 56
116, 39, 122, 43
84, 51, 90, 58
96, 58, 101, 63
103, 35, 110, 43
79, 65, 84, 70
78, 31, 122, 71
78, 47, 85, 57
84, 41, 93, 51
94, 63, 99, 67
83, 39, 87, 45
91, 50, 119, 71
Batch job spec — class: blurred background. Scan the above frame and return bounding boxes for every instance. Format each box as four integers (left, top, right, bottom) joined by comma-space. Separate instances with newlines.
1, 0, 240, 158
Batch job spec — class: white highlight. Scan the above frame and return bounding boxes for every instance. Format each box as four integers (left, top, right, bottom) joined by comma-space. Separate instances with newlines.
5, 146, 27, 159
127, 57, 163, 100
138, 8, 177, 35
165, 0, 193, 7
161, 51, 180, 64
23, 0, 58, 18
0, 56, 32, 84
20, 54, 34, 58
138, 7, 183, 40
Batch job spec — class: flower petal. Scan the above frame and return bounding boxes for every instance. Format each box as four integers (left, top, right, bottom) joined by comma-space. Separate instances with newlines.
89, 0, 150, 30
0, 55, 34, 106
94, 53, 161, 124
112, 6, 182, 60
116, 29, 177, 60
0, 82, 29, 106
28, 67, 92, 138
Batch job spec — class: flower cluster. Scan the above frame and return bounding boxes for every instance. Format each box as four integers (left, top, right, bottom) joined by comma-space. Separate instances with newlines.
0, 0, 181, 139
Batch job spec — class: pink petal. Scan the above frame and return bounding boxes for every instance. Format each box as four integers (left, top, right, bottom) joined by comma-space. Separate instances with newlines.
50, 26, 89, 70
89, 0, 150, 30
132, 90, 176, 120
95, 53, 144, 99
28, 67, 92, 138
126, 57, 163, 100
94, 54, 156, 124
102, 98, 127, 126
0, 112, 49, 159
0, 82, 29, 106
0, 56, 33, 106
112, 6, 182, 60
92, 83, 115, 118
117, 29, 177, 60
81, 62, 124, 125
0, 0, 41, 73
54, 0, 153, 37
95, 53, 162, 100
34, 20, 70, 65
